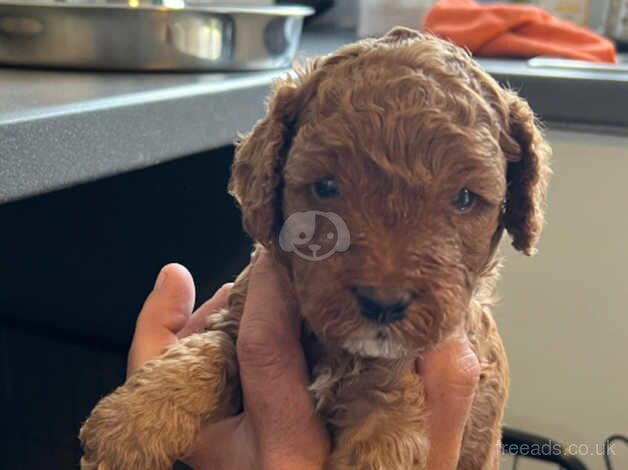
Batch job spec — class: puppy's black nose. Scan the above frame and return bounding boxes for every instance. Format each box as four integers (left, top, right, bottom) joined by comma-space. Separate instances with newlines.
351, 285, 413, 325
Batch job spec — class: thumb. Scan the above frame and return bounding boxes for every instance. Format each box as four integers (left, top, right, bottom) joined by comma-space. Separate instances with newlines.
128, 263, 195, 375
419, 336, 480, 409
418, 336, 480, 469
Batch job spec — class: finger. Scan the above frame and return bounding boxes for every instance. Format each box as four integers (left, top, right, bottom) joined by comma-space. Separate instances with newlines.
237, 249, 329, 467
177, 283, 233, 339
240, 248, 301, 340
418, 335, 480, 404
238, 248, 306, 403
127, 263, 195, 375
418, 335, 480, 470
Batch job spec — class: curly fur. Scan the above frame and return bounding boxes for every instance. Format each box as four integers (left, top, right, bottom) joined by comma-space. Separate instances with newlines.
80, 27, 551, 469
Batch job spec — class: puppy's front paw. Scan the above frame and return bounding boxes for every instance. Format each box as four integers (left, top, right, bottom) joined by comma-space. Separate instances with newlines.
79, 388, 176, 470
80, 330, 240, 470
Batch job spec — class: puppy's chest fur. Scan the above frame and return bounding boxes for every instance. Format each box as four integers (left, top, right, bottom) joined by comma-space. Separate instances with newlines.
309, 343, 424, 431
306, 343, 430, 468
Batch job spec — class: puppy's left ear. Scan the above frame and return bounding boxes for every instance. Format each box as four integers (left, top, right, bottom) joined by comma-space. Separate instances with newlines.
228, 78, 301, 246
500, 92, 552, 256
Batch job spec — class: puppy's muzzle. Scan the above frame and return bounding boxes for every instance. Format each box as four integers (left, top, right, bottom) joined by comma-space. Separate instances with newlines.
351, 285, 415, 325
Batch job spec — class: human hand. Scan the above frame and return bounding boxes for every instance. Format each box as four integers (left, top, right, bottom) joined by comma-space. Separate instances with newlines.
127, 263, 232, 377
128, 253, 329, 470
130, 254, 497, 470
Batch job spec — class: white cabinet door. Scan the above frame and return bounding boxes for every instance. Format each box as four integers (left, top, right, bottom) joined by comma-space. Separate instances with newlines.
496, 128, 628, 470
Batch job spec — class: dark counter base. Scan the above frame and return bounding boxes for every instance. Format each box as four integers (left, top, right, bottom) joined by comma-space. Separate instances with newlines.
0, 146, 251, 469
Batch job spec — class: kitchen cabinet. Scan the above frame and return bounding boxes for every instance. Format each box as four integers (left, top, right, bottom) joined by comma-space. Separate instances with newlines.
497, 128, 628, 470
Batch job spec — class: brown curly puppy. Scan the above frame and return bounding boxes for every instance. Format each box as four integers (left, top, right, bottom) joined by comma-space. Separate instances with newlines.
80, 27, 550, 470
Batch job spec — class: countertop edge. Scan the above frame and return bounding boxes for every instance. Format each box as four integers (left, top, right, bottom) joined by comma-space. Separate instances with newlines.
0, 79, 276, 204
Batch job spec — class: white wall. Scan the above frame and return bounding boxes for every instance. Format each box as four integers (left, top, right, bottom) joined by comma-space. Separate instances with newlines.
589, 0, 610, 31
496, 128, 628, 470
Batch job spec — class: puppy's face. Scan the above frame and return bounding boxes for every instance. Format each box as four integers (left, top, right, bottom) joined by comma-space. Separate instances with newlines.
281, 62, 510, 357
230, 29, 550, 358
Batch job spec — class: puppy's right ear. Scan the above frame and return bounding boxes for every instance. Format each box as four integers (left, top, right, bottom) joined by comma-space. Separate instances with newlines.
500, 92, 552, 256
228, 79, 301, 246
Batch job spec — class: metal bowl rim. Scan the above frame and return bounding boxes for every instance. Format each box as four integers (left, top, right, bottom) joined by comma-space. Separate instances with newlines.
0, 1, 315, 16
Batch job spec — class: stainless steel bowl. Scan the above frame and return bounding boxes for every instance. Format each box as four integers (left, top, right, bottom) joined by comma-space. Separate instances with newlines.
0, 1, 313, 70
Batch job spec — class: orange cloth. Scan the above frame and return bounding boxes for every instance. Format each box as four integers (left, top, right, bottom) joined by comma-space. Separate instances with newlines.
423, 0, 616, 63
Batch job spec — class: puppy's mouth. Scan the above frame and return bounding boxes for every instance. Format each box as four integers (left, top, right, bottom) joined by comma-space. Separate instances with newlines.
341, 326, 409, 359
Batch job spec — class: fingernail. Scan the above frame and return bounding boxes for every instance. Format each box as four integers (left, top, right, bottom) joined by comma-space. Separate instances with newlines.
154, 268, 168, 290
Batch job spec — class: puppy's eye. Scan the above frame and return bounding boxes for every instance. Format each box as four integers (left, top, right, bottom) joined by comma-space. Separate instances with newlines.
452, 188, 476, 213
313, 178, 340, 199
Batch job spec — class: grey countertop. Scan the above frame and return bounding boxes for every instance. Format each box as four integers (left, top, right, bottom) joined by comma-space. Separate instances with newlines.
1, 30, 627, 205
